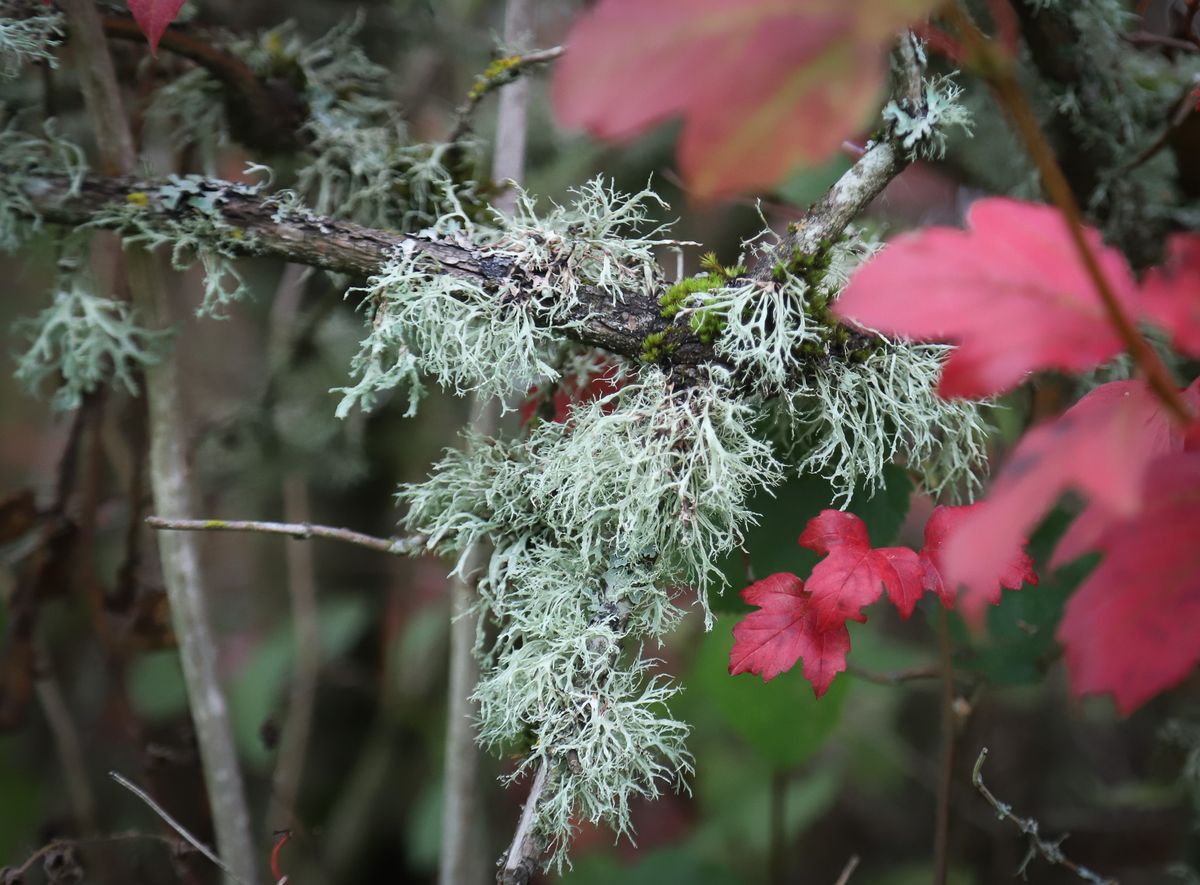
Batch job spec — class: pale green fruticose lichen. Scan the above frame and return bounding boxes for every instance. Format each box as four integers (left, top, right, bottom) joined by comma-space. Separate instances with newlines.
13, 279, 169, 410
335, 178, 682, 417
0, 119, 85, 252
881, 74, 973, 160
400, 368, 777, 866
147, 14, 485, 232
85, 174, 262, 318
673, 231, 989, 502
0, 4, 63, 78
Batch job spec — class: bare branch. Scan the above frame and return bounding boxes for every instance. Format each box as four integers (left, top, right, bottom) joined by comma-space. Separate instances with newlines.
108, 771, 244, 884
145, 516, 427, 556
449, 46, 564, 145
971, 748, 1117, 885
498, 762, 549, 885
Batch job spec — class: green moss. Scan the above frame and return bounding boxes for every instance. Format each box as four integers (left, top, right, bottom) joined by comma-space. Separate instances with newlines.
659, 272, 722, 319
640, 330, 676, 362
688, 302, 726, 344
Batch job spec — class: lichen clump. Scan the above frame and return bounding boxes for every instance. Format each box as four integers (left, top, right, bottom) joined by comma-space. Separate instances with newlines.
14, 279, 168, 410
373, 174, 989, 865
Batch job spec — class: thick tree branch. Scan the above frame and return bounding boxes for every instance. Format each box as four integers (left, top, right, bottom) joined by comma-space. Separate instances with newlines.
17, 118, 908, 380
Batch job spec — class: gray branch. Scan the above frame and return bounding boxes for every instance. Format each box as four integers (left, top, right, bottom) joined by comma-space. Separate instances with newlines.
14, 112, 913, 379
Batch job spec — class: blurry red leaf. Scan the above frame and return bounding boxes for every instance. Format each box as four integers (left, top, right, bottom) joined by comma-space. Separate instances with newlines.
799, 509, 925, 630
1058, 453, 1200, 714
553, 0, 939, 199
126, 0, 185, 54
834, 198, 1138, 398
919, 503, 1037, 614
1141, 233, 1200, 358
729, 572, 849, 696
519, 360, 623, 427
940, 380, 1200, 617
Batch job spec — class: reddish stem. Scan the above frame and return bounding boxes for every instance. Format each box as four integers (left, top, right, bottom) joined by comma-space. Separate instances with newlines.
945, 0, 1193, 426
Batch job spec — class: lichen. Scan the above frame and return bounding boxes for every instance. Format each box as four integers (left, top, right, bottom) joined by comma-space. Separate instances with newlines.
881, 74, 972, 160
0, 2, 63, 78
0, 119, 86, 252
13, 278, 169, 410
399, 367, 779, 867
84, 174, 261, 317
336, 177, 684, 416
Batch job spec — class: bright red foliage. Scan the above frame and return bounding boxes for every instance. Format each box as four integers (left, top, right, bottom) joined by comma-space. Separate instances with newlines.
127, 0, 186, 54
1142, 234, 1200, 359
552, 0, 939, 199
920, 503, 1036, 611
728, 573, 850, 697
799, 510, 925, 630
1057, 453, 1200, 714
731, 507, 1036, 696
834, 198, 1138, 398
940, 380, 1200, 619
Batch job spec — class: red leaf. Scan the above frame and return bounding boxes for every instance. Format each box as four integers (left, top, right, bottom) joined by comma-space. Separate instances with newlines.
919, 503, 1036, 612
1141, 233, 1200, 359
552, 0, 940, 199
729, 572, 849, 696
126, 0, 185, 54
1057, 453, 1200, 714
519, 359, 623, 427
799, 510, 926, 630
939, 380, 1198, 617
834, 198, 1138, 398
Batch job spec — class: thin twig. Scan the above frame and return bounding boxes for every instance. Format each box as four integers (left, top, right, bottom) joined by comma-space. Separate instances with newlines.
971, 749, 1117, 884
832, 855, 861, 885
448, 45, 563, 145
946, 0, 1191, 425
34, 659, 97, 833
62, 1, 259, 881
1121, 30, 1200, 52
846, 663, 944, 685
499, 762, 549, 885
108, 771, 244, 884
5, 832, 186, 879
145, 516, 426, 556
932, 609, 956, 885
266, 264, 320, 832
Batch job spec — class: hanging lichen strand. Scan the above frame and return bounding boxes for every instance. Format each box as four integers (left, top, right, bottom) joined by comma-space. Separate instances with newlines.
379, 174, 988, 867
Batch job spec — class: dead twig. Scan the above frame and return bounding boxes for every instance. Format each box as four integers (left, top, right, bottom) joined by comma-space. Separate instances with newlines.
971, 748, 1117, 885
145, 516, 426, 556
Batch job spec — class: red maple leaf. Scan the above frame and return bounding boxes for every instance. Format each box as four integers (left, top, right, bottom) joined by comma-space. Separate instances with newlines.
799, 510, 925, 631
939, 380, 1200, 617
1057, 453, 1200, 714
728, 572, 850, 697
919, 503, 1037, 613
127, 0, 186, 54
730, 506, 1037, 696
833, 198, 1138, 398
1141, 233, 1200, 359
552, 0, 940, 199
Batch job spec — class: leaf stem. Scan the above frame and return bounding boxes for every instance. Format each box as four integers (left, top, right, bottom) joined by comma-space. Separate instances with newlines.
945, 0, 1192, 425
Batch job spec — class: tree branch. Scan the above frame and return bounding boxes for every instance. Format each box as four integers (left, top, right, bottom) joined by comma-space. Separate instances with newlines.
60, 0, 259, 882
498, 761, 548, 885
16, 117, 909, 383
145, 516, 426, 556
971, 748, 1117, 885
